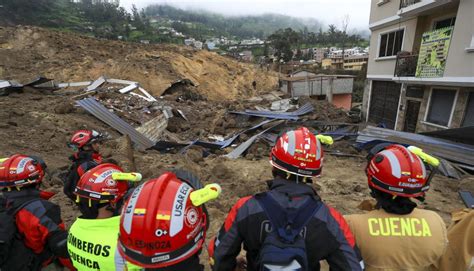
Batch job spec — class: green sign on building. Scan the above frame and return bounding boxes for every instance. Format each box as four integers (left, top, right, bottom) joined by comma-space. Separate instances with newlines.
415, 27, 454, 78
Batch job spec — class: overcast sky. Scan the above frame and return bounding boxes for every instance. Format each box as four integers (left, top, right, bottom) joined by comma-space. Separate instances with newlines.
119, 0, 372, 30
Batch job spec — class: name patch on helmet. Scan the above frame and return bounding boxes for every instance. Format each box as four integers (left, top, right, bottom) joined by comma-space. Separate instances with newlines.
297, 169, 312, 175
129, 239, 171, 250
170, 183, 191, 237
151, 254, 170, 263
398, 182, 422, 188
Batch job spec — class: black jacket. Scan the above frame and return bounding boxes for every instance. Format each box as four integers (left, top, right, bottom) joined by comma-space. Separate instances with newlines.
4, 188, 73, 269
209, 178, 364, 271
63, 151, 101, 200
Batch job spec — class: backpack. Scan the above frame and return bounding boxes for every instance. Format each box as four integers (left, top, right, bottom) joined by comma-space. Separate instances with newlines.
0, 198, 41, 271
256, 192, 322, 271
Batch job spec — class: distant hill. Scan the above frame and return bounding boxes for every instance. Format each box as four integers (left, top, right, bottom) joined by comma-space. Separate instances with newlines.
144, 5, 323, 39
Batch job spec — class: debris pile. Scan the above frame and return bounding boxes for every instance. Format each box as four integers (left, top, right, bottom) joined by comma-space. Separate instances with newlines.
357, 126, 474, 179
0, 26, 278, 101
0, 27, 471, 267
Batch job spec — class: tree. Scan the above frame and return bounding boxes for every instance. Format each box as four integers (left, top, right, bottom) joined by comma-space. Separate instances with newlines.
268, 28, 301, 62
131, 4, 145, 31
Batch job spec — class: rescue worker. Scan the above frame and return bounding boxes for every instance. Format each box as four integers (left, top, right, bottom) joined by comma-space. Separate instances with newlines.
209, 127, 364, 271
0, 154, 74, 270
64, 130, 105, 200
117, 170, 220, 271
67, 163, 142, 271
437, 209, 474, 271
345, 144, 447, 270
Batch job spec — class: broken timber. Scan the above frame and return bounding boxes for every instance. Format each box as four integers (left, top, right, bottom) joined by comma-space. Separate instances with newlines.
57, 76, 157, 102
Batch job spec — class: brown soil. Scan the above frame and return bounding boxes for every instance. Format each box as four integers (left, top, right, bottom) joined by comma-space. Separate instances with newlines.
0, 26, 469, 271
0, 26, 278, 100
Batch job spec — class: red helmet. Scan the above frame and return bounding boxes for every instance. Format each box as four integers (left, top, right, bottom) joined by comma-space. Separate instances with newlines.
118, 172, 207, 268
74, 163, 129, 203
270, 127, 323, 177
69, 130, 104, 149
0, 154, 46, 189
367, 144, 429, 198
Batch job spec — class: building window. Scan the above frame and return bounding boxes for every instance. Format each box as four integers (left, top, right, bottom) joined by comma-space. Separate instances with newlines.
462, 92, 474, 127
378, 29, 404, 57
426, 88, 457, 126
434, 17, 456, 30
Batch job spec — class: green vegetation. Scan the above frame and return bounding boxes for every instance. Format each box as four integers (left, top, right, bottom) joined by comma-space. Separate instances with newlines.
144, 5, 322, 39
0, 0, 168, 43
0, 1, 368, 53
268, 27, 366, 62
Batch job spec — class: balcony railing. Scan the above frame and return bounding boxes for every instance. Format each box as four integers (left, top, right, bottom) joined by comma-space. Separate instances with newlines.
394, 52, 419, 77
400, 0, 422, 9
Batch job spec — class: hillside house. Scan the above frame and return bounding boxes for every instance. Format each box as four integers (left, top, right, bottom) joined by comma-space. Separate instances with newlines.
363, 0, 474, 132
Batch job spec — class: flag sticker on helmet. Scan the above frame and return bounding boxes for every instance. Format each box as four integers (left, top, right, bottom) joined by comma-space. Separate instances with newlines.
170, 183, 192, 237
134, 208, 146, 216
123, 183, 145, 234
380, 150, 402, 178
17, 157, 33, 174
157, 213, 171, 220
413, 153, 427, 179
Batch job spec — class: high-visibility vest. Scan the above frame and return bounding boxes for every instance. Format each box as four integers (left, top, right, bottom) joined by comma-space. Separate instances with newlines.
67, 216, 141, 271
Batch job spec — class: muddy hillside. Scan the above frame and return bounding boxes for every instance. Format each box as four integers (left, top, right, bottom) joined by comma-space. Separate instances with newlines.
0, 26, 278, 100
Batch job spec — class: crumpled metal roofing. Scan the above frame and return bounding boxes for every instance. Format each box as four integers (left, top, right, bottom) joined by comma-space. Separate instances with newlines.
356, 126, 474, 168
229, 103, 314, 120
76, 98, 155, 150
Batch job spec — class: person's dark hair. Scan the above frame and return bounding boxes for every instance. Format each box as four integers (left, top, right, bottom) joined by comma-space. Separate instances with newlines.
271, 167, 313, 183
76, 198, 109, 219
370, 188, 417, 215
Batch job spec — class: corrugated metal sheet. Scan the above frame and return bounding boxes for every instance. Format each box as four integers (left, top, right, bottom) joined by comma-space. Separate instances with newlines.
225, 120, 284, 159
0, 80, 11, 89
421, 126, 474, 145
230, 103, 314, 120
76, 98, 155, 149
357, 126, 474, 167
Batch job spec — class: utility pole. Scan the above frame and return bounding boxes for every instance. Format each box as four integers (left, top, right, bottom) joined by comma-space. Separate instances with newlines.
341, 15, 350, 68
